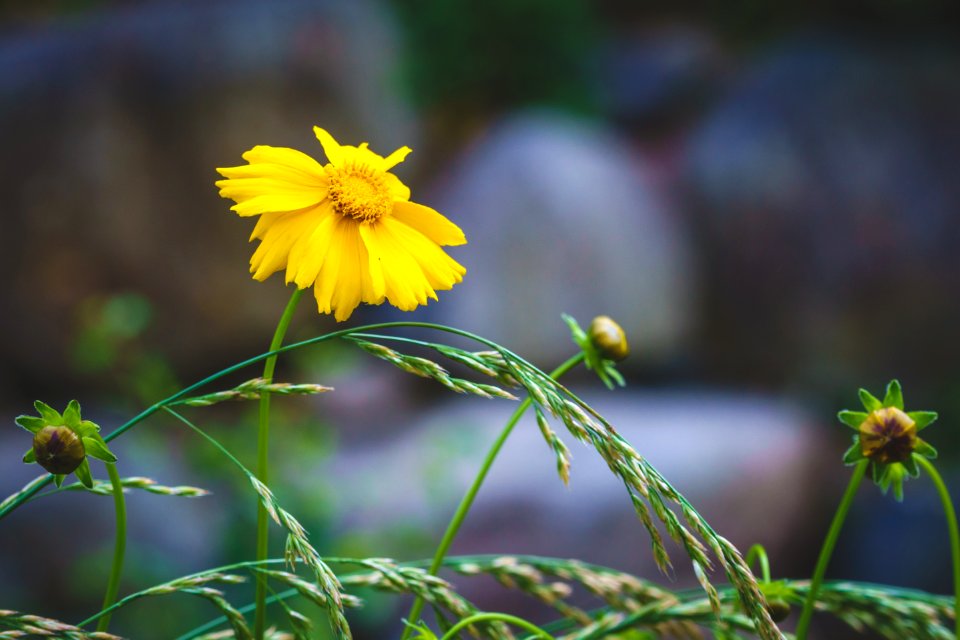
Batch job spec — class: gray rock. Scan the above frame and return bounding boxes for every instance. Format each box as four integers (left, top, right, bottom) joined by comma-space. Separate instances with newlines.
426, 110, 697, 366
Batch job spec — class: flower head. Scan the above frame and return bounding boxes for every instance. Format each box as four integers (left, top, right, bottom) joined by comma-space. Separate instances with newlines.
216, 127, 467, 321
15, 400, 117, 488
564, 314, 628, 390
838, 380, 938, 501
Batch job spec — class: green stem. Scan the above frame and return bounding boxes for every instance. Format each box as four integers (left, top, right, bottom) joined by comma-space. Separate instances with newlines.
253, 288, 303, 640
795, 459, 868, 640
916, 455, 960, 639
96, 462, 126, 633
436, 613, 554, 640
400, 353, 585, 638
745, 544, 771, 583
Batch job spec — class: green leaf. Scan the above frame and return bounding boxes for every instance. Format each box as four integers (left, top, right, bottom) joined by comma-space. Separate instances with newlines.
54, 474, 65, 488
62, 400, 82, 428
871, 462, 883, 484
76, 420, 101, 437
858, 388, 883, 412
562, 313, 587, 347
82, 436, 117, 463
837, 410, 868, 430
908, 411, 938, 431
914, 440, 938, 459
22, 447, 36, 463
883, 380, 904, 409
901, 455, 919, 478
74, 458, 93, 489
34, 401, 62, 425
14, 415, 46, 434
842, 440, 866, 465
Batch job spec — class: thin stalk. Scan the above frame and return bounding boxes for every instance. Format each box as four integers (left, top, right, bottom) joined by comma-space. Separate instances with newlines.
96, 462, 126, 633
437, 613, 554, 640
916, 455, 960, 639
795, 459, 868, 640
745, 544, 772, 583
0, 320, 545, 521
254, 288, 303, 640
400, 353, 585, 638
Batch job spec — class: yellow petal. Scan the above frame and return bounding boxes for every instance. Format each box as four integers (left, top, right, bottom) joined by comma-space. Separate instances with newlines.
360, 221, 435, 310
391, 201, 466, 246
283, 204, 338, 288
358, 225, 387, 300
313, 219, 351, 317
249, 211, 315, 281
383, 217, 466, 291
217, 146, 327, 216
313, 127, 345, 166
381, 145, 412, 170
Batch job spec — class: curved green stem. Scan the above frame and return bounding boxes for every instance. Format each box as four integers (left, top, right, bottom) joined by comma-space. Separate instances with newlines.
745, 544, 771, 583
250, 288, 303, 640
96, 462, 126, 633
0, 320, 568, 523
916, 455, 960, 639
795, 459, 868, 640
400, 353, 585, 638
436, 613, 554, 640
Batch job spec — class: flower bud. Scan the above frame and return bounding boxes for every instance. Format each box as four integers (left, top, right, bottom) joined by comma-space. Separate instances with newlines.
588, 316, 629, 361
32, 426, 86, 475
765, 599, 791, 622
859, 407, 917, 464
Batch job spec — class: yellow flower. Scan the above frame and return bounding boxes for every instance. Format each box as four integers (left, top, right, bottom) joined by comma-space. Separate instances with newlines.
216, 127, 466, 321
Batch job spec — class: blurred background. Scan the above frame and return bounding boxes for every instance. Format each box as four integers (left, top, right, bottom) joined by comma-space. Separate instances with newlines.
2, 0, 960, 637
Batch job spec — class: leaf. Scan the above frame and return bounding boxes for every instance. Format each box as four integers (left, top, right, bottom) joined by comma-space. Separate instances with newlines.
33, 401, 62, 424
914, 440, 938, 459
82, 436, 117, 463
76, 420, 101, 437
837, 410, 868, 430
908, 411, 938, 431
74, 458, 93, 489
54, 474, 65, 488
883, 380, 904, 409
842, 441, 866, 465
22, 447, 36, 463
901, 454, 919, 478
858, 388, 883, 412
15, 415, 46, 434
62, 400, 82, 428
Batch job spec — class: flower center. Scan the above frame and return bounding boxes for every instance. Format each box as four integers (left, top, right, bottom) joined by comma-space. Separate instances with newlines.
325, 163, 392, 222
859, 407, 917, 464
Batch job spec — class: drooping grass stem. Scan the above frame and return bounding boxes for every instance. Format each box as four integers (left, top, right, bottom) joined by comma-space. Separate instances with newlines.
254, 288, 303, 640
795, 459, 868, 639
915, 455, 960, 639
400, 353, 585, 638
96, 462, 126, 633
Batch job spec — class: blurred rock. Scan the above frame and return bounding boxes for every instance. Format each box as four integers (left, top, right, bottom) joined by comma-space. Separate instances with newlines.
320, 389, 827, 586
0, 0, 416, 395
682, 36, 960, 389
425, 110, 697, 366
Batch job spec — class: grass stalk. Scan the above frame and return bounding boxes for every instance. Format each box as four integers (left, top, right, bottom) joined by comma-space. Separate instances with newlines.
916, 455, 960, 639
795, 459, 868, 639
96, 461, 126, 633
400, 353, 584, 638
254, 288, 303, 640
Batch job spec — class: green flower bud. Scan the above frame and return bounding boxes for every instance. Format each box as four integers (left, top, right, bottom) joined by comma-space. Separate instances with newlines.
588, 315, 629, 362
765, 599, 791, 623
32, 426, 86, 475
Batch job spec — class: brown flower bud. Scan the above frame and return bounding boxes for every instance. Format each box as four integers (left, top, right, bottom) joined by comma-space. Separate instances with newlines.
588, 316, 629, 361
859, 407, 917, 464
32, 426, 85, 475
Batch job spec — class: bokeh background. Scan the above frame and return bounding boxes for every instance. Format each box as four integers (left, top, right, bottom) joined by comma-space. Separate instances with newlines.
2, 1, 960, 638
